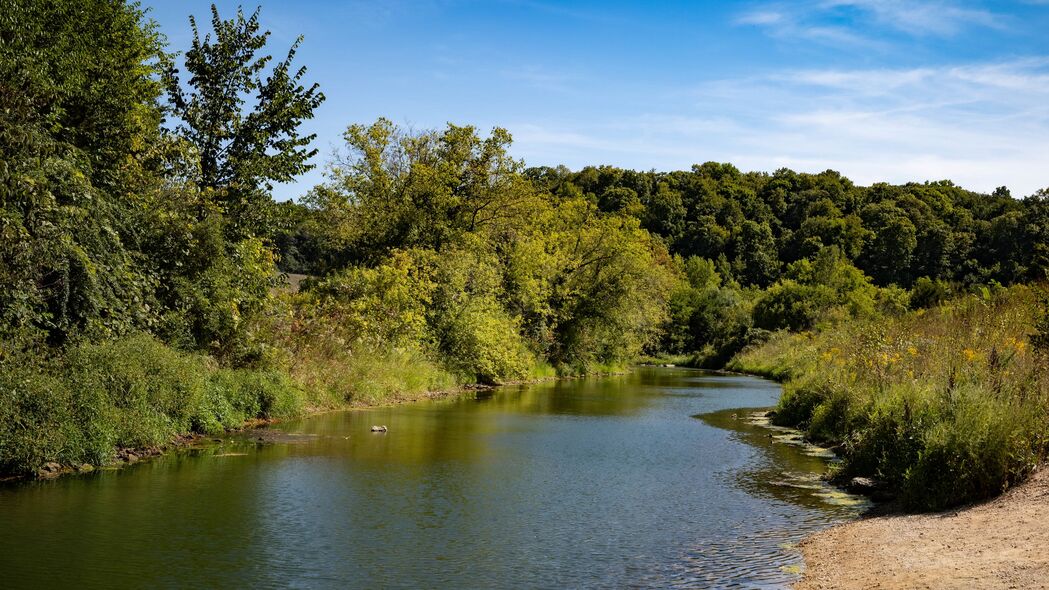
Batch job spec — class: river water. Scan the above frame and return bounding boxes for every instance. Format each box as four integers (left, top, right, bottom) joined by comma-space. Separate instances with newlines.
0, 368, 864, 589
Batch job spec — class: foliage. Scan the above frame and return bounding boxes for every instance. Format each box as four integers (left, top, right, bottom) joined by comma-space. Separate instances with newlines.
910, 277, 952, 309
0, 334, 306, 475
730, 287, 1049, 510
162, 4, 324, 238
0, 0, 164, 345
303, 118, 538, 267
301, 120, 676, 376
530, 165, 1044, 289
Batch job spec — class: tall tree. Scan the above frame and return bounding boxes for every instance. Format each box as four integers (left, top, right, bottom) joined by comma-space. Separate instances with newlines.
0, 0, 164, 345
162, 4, 324, 236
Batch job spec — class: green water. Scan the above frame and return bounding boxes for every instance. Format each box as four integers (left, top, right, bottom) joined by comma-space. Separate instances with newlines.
0, 368, 864, 589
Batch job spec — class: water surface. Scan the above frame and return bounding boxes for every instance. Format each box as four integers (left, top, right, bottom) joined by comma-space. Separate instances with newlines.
0, 368, 864, 588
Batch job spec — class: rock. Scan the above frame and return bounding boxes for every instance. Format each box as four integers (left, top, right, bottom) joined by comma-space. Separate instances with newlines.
846, 476, 883, 494
125, 453, 138, 463
37, 462, 63, 479
765, 410, 777, 419
78, 463, 94, 473
370, 425, 388, 433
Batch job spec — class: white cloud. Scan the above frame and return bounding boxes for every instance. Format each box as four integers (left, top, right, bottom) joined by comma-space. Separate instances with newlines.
508, 59, 1049, 197
736, 10, 786, 26
821, 0, 1002, 35
738, 0, 1004, 44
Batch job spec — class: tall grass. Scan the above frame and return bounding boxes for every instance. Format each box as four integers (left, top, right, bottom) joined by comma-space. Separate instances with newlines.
287, 344, 459, 407
729, 286, 1049, 510
0, 334, 307, 475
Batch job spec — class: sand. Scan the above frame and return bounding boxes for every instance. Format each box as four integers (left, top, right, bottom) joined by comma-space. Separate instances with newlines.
796, 466, 1049, 589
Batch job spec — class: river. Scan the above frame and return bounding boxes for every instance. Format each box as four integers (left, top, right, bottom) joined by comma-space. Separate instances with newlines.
0, 368, 865, 589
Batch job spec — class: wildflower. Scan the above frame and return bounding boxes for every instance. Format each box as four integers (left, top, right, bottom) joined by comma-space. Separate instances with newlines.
907, 346, 918, 356
963, 348, 978, 362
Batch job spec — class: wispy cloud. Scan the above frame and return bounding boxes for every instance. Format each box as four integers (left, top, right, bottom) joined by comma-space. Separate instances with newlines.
510, 58, 1049, 197
737, 0, 1004, 45
822, 0, 1002, 35
500, 65, 581, 94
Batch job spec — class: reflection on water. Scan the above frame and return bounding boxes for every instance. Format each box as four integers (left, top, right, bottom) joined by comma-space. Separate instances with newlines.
0, 368, 864, 589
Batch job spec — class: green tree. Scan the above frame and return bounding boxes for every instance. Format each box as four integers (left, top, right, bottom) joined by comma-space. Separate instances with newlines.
1020, 190, 1049, 282
733, 220, 780, 287
307, 119, 538, 263
162, 4, 324, 235
858, 202, 918, 285
0, 0, 163, 346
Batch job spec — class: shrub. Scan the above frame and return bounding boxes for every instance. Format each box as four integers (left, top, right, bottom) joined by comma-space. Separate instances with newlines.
753, 281, 836, 331
737, 286, 1049, 510
910, 277, 951, 309
0, 333, 311, 474
433, 297, 534, 384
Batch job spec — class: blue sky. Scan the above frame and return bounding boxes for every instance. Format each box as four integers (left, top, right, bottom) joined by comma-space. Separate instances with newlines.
148, 1, 1049, 201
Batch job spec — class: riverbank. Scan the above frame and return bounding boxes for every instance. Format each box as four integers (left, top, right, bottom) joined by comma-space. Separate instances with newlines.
9, 384, 478, 482
796, 464, 1049, 589
13, 367, 621, 483
728, 287, 1049, 511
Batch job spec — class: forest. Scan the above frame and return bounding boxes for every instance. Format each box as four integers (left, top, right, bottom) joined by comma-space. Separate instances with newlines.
2, 1, 1048, 509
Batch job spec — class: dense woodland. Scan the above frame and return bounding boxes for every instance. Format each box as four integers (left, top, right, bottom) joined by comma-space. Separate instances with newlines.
1, 0, 1048, 507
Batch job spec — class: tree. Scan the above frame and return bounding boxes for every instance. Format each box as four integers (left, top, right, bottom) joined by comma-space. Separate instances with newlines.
733, 220, 780, 287
162, 4, 324, 235
308, 119, 538, 263
858, 202, 918, 285
0, 0, 164, 345
1020, 190, 1049, 282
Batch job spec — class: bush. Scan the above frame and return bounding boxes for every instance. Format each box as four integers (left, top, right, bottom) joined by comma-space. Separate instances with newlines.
902, 386, 1044, 510
753, 281, 836, 331
0, 334, 309, 475
910, 277, 951, 309
433, 297, 535, 384
736, 286, 1049, 510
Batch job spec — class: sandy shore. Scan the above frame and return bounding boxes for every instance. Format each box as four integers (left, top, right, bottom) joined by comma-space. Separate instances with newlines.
796, 466, 1049, 589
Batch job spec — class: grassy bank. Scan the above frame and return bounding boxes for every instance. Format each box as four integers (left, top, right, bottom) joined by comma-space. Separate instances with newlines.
0, 333, 459, 477
0, 329, 602, 478
0, 335, 295, 475
728, 286, 1049, 511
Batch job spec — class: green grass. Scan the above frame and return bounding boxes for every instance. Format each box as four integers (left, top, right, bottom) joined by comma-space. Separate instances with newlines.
729, 286, 1049, 511
0, 334, 309, 475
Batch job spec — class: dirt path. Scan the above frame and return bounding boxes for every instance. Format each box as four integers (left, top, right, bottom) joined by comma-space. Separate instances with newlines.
796, 466, 1049, 589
